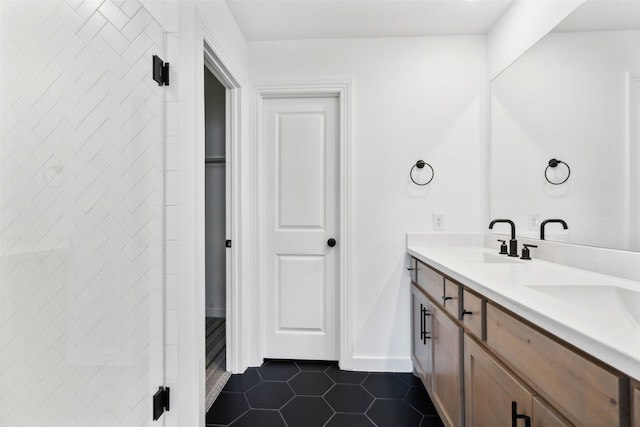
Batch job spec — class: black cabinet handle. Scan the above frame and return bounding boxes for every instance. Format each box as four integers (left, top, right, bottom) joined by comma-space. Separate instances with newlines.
442, 295, 452, 306
407, 267, 416, 271
511, 402, 531, 427
327, 238, 336, 247
420, 304, 431, 344
461, 309, 472, 317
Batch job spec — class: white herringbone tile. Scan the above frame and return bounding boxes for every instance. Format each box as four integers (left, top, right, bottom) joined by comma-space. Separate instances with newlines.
1, 0, 166, 425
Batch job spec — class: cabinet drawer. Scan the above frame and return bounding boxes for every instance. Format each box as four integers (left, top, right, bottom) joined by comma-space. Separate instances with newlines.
443, 279, 459, 319
461, 289, 484, 340
532, 396, 573, 427
633, 382, 640, 427
416, 261, 444, 301
487, 304, 626, 427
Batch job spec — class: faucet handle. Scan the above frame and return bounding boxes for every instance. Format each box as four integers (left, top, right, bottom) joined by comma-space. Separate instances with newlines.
497, 239, 508, 255
520, 244, 538, 260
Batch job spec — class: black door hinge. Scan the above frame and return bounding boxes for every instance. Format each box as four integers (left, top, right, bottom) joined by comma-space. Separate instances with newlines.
152, 55, 170, 86
226, 240, 232, 248
153, 386, 170, 421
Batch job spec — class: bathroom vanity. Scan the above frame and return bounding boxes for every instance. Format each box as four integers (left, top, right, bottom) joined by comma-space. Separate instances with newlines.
408, 238, 640, 427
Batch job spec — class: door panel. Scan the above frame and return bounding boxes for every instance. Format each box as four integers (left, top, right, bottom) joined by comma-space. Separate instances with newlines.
0, 1, 165, 425
278, 255, 325, 330
263, 96, 338, 360
278, 113, 326, 228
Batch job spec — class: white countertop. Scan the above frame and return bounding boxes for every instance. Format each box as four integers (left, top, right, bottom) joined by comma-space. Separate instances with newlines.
407, 244, 640, 381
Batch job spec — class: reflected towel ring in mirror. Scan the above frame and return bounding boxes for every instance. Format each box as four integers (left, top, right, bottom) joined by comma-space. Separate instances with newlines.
545, 158, 571, 185
410, 160, 434, 186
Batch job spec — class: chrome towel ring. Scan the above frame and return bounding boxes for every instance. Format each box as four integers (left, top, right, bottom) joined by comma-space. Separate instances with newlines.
410, 160, 434, 186
545, 158, 570, 185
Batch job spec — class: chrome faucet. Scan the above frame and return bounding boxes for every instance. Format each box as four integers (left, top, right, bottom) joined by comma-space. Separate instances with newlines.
540, 219, 568, 240
489, 219, 518, 257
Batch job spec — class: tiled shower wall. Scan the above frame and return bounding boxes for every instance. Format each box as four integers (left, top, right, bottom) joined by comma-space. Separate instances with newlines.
1, 1, 166, 425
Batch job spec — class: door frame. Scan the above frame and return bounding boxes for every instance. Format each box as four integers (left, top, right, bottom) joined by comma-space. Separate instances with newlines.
255, 82, 353, 368
201, 39, 241, 371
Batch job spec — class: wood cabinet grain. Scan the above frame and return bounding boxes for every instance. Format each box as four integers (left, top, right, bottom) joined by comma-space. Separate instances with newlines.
432, 303, 463, 427
461, 288, 483, 340
416, 261, 443, 304
464, 334, 534, 427
532, 396, 573, 427
486, 303, 626, 427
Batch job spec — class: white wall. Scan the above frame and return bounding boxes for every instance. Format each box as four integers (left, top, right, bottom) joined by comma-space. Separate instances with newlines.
491, 29, 640, 250
249, 36, 488, 371
487, 0, 584, 80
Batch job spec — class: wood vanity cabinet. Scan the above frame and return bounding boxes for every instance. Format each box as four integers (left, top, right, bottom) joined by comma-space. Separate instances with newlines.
411, 262, 463, 427
409, 255, 635, 427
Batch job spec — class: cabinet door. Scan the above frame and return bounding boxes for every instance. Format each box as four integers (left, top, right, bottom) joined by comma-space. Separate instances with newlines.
411, 285, 433, 391
465, 334, 534, 427
432, 304, 463, 427
633, 384, 640, 427
532, 396, 573, 427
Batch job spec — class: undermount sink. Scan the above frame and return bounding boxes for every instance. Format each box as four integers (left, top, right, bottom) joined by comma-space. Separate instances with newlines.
464, 252, 523, 264
527, 284, 640, 326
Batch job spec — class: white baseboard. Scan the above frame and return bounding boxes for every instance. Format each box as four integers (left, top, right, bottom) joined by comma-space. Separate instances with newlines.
347, 356, 413, 373
206, 308, 226, 318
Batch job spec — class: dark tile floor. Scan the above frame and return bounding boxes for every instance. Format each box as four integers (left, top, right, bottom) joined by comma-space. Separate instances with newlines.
206, 360, 444, 427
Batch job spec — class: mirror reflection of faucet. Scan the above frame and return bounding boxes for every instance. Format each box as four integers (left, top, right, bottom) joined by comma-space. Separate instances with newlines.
489, 219, 518, 257
540, 219, 568, 240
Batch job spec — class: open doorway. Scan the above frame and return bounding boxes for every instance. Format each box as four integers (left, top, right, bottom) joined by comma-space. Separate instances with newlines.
204, 66, 230, 409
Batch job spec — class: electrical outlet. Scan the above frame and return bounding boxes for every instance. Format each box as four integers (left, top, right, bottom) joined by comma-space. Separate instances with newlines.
433, 213, 445, 231
528, 213, 540, 231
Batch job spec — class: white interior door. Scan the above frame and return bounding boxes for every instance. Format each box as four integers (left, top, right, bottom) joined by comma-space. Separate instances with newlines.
263, 96, 339, 360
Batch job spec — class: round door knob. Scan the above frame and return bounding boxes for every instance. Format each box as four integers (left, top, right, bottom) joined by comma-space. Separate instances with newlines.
327, 238, 336, 247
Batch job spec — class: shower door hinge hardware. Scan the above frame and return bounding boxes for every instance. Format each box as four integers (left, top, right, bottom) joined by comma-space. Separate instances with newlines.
226, 240, 232, 248
152, 55, 170, 86
152, 386, 170, 421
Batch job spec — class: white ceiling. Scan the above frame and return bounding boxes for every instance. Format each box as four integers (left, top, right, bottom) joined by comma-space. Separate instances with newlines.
225, 0, 515, 41
553, 0, 640, 32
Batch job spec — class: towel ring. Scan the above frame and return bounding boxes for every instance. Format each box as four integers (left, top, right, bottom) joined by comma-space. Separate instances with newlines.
545, 159, 570, 185
410, 160, 434, 186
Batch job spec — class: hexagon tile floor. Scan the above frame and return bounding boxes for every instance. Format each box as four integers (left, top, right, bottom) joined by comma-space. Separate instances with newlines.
205, 359, 445, 427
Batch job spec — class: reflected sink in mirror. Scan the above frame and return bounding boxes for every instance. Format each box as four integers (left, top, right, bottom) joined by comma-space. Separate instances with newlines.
527, 285, 640, 326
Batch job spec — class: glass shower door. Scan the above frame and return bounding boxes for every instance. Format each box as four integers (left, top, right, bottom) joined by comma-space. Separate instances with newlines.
1, 1, 165, 425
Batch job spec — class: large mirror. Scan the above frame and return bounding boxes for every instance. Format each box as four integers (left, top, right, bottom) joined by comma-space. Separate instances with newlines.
490, 0, 640, 251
